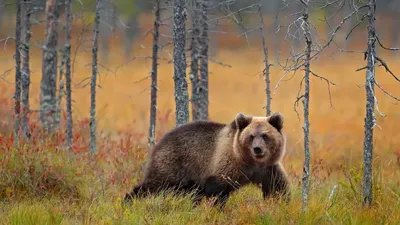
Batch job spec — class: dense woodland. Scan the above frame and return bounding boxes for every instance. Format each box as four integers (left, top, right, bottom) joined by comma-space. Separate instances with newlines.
0, 0, 400, 224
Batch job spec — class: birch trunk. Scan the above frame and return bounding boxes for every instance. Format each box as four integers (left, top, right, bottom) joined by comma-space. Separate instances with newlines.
190, 0, 200, 121
40, 0, 60, 133
56, 50, 64, 130
259, 5, 271, 116
65, 0, 73, 149
14, 0, 22, 145
173, 0, 189, 126
198, 0, 208, 120
148, 0, 160, 147
90, 0, 101, 153
362, 0, 376, 207
301, 6, 312, 213
21, 0, 31, 140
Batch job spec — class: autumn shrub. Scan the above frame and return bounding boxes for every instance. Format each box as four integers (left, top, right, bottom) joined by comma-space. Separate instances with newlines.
0, 145, 84, 201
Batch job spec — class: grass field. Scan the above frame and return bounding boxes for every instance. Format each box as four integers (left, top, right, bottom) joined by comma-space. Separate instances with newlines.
1, 16, 400, 224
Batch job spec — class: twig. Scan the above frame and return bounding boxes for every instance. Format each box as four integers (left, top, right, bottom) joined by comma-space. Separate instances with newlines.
375, 81, 400, 102
375, 56, 400, 82
310, 70, 337, 109
376, 35, 400, 51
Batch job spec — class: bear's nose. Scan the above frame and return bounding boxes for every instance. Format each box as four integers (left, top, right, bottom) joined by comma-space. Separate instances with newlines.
253, 147, 263, 155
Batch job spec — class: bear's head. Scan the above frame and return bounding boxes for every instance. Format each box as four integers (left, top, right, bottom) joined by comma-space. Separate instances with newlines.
231, 112, 286, 166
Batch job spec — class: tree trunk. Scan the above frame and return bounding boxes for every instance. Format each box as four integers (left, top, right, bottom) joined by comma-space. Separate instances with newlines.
148, 0, 160, 147
301, 5, 312, 213
40, 0, 60, 133
173, 0, 189, 126
21, 0, 31, 140
65, 0, 73, 149
56, 50, 64, 130
259, 5, 271, 116
90, 0, 101, 153
362, 0, 376, 207
14, 0, 22, 145
190, 0, 200, 121
198, 0, 209, 120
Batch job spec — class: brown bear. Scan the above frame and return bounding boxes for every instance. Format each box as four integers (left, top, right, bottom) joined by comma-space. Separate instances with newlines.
124, 112, 290, 208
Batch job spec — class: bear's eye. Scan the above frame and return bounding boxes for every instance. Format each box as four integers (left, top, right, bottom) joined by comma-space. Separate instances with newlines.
261, 134, 269, 141
249, 135, 255, 141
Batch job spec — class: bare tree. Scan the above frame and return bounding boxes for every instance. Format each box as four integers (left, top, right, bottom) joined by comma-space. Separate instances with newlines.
21, 0, 32, 140
65, 0, 73, 149
197, 0, 209, 120
359, 0, 400, 206
258, 3, 271, 116
189, 0, 200, 121
173, 0, 189, 126
148, 0, 161, 147
40, 0, 60, 133
14, 0, 22, 145
362, 0, 376, 207
300, 0, 312, 212
90, 0, 101, 153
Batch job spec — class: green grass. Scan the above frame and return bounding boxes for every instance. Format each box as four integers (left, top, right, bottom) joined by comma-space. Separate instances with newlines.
1, 183, 399, 225
1, 145, 399, 225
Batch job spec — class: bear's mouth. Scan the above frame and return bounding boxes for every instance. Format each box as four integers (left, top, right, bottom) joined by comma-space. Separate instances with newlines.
254, 154, 265, 159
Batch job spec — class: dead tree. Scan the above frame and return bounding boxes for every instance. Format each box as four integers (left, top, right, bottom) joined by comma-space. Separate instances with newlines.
197, 0, 209, 120
90, 0, 101, 153
40, 0, 60, 133
173, 0, 189, 126
189, 0, 200, 121
65, 0, 73, 149
258, 3, 271, 116
362, 0, 376, 207
21, 0, 31, 140
360, 0, 400, 206
14, 0, 22, 145
148, 0, 161, 147
299, 0, 312, 212
274, 0, 350, 212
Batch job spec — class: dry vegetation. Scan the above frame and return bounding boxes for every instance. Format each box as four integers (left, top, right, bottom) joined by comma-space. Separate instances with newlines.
0, 13, 400, 224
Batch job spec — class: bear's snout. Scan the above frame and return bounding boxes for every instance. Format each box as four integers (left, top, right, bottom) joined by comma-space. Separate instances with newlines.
253, 147, 264, 156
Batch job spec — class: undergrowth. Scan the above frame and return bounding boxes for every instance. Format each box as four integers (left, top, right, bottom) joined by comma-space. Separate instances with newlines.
0, 94, 399, 225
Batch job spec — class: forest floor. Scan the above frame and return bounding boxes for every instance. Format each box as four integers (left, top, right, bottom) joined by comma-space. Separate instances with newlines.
1, 27, 400, 224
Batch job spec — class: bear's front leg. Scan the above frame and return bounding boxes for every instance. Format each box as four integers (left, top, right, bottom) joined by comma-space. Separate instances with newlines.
204, 176, 233, 209
261, 163, 291, 203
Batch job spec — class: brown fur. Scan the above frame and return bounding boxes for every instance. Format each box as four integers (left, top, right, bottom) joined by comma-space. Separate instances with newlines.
124, 112, 291, 208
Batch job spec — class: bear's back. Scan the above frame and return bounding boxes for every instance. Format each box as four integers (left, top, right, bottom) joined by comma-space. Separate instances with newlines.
146, 120, 230, 182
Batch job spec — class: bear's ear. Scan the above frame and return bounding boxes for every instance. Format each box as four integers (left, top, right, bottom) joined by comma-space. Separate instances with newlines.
231, 113, 252, 130
268, 112, 283, 132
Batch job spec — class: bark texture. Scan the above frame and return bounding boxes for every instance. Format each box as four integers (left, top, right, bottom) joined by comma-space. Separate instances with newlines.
301, 8, 312, 213
173, 0, 189, 126
40, 0, 60, 133
14, 0, 22, 145
190, 0, 200, 121
65, 0, 73, 149
21, 0, 32, 140
90, 0, 101, 153
362, 0, 376, 207
148, 0, 160, 147
198, 0, 209, 120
